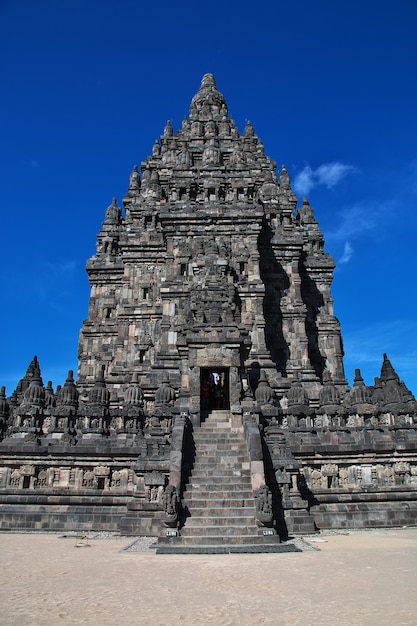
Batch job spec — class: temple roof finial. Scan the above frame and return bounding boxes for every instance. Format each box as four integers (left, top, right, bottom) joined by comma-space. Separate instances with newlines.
380, 353, 399, 383
201, 73, 216, 88
190, 74, 227, 122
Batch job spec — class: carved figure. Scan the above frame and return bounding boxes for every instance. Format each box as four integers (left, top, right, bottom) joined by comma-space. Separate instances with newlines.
255, 484, 273, 527
163, 485, 179, 528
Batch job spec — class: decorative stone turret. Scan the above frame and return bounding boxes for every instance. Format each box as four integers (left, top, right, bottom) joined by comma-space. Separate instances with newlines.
125, 372, 144, 406
44, 381, 55, 413
23, 373, 45, 409
371, 376, 385, 407
0, 387, 9, 419
80, 365, 110, 433
56, 370, 79, 411
189, 73, 227, 121
128, 164, 141, 193
286, 378, 310, 422
343, 369, 373, 412
0, 387, 9, 439
13, 356, 41, 404
255, 371, 275, 406
317, 371, 341, 417
89, 366, 110, 406
155, 377, 176, 407
119, 372, 144, 433
50, 370, 79, 436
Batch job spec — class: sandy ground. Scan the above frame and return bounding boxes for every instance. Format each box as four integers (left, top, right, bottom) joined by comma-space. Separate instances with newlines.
0, 528, 416, 626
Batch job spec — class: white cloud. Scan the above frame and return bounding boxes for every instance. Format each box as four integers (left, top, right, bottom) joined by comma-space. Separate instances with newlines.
293, 161, 356, 196
327, 200, 395, 242
293, 166, 315, 195
338, 241, 353, 264
328, 204, 375, 240
316, 163, 356, 188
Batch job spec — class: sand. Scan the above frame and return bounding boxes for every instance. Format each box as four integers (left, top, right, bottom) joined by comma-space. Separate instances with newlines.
0, 528, 416, 626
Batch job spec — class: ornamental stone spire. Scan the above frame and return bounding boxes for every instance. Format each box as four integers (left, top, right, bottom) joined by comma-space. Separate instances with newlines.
77, 73, 348, 412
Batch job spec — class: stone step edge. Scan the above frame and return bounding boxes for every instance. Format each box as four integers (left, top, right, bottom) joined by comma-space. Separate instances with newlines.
190, 468, 250, 472
182, 526, 258, 532
182, 516, 256, 523
182, 511, 256, 517
183, 489, 254, 495
184, 483, 253, 488
155, 545, 300, 555
169, 533, 270, 540
158, 534, 280, 546
182, 500, 255, 507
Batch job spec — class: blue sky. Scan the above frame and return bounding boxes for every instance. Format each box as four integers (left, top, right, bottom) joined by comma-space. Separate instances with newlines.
1, 0, 417, 395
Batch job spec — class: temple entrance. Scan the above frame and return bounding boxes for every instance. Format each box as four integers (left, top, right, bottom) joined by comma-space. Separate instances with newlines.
200, 367, 230, 413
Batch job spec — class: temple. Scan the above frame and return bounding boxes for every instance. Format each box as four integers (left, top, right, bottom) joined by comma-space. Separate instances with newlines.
0, 75, 416, 548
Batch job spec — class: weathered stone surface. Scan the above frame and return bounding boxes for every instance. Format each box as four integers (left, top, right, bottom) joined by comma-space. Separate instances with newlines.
0, 74, 416, 535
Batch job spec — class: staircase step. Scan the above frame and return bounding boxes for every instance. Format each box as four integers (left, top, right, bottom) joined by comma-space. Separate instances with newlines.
195, 444, 248, 450
155, 532, 295, 554
184, 483, 253, 492
193, 434, 243, 441
187, 470, 250, 479
189, 458, 249, 466
182, 506, 255, 517
184, 517, 257, 528
184, 496, 253, 503
158, 534, 281, 546
188, 479, 251, 486
194, 442, 248, 456
192, 453, 248, 459
184, 480, 252, 489
194, 437, 245, 443
156, 543, 298, 554
182, 497, 255, 508
187, 464, 250, 470
194, 452, 249, 467
185, 486, 252, 493
190, 468, 250, 477
180, 525, 260, 537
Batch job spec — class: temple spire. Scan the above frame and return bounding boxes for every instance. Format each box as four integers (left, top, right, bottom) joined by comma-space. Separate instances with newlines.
189, 73, 228, 121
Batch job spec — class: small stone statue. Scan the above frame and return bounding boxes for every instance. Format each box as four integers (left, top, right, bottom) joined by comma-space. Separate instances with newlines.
255, 484, 273, 527
163, 484, 179, 528
129, 165, 140, 190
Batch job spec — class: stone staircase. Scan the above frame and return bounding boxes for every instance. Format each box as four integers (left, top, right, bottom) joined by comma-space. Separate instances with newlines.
156, 411, 294, 554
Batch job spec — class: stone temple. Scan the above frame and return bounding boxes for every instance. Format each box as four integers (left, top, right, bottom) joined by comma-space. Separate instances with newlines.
1, 74, 416, 547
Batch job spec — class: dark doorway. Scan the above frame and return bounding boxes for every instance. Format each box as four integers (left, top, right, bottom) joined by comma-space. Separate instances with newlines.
200, 367, 230, 413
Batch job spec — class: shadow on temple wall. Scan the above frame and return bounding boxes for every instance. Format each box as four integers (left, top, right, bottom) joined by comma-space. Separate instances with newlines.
297, 473, 321, 529
261, 436, 288, 538
258, 219, 290, 376
299, 252, 326, 381
247, 361, 261, 394
179, 417, 195, 529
